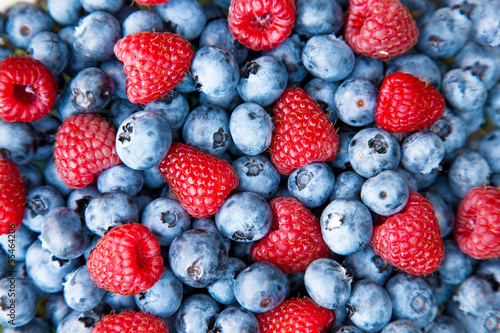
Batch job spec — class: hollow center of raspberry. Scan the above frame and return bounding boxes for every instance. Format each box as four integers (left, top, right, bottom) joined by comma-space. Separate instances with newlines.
249, 12, 274, 30
13, 84, 37, 105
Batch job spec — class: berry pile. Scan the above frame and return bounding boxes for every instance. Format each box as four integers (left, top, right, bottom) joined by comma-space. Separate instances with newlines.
0, 0, 499, 332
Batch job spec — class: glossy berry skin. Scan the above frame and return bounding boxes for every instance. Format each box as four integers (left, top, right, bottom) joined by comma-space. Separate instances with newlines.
114, 31, 193, 105
360, 170, 409, 216
343, 245, 393, 286
344, 0, 419, 60
207, 257, 247, 305
232, 154, 280, 200
0, 56, 58, 122
69, 67, 115, 114
228, 0, 295, 51
63, 265, 106, 312
154, 0, 207, 41
87, 223, 164, 295
174, 294, 220, 333
375, 72, 445, 133
91, 311, 169, 333
0, 277, 38, 328
257, 297, 336, 333
454, 186, 500, 259
270, 88, 339, 175
401, 132, 445, 175
212, 307, 260, 333
159, 142, 239, 219
287, 162, 335, 208
27, 31, 69, 76
0, 158, 25, 235
54, 114, 121, 189
370, 192, 444, 276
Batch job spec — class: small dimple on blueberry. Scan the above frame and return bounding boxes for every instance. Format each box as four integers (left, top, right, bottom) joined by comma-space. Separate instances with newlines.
187, 257, 204, 281
161, 211, 178, 227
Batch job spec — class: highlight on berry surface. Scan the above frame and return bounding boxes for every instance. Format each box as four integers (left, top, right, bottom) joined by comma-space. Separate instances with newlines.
91, 311, 169, 333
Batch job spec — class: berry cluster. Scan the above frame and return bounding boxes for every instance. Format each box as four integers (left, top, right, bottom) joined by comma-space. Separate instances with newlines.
0, 0, 499, 332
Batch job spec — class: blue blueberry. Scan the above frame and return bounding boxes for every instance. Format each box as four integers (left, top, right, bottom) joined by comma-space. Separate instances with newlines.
62, 265, 105, 312
380, 319, 420, 333
237, 56, 288, 107
45, 293, 72, 327
263, 34, 308, 85
453, 105, 485, 135
0, 119, 37, 166
348, 128, 401, 178
401, 132, 445, 175
438, 239, 473, 286
175, 71, 197, 94
288, 162, 335, 208
215, 191, 273, 242
83, 235, 100, 261
334, 326, 364, 333
425, 192, 455, 238
182, 104, 231, 156
0, 47, 14, 61
154, 0, 207, 41
361, 170, 409, 216
55, 310, 100, 333
116, 110, 172, 170
330, 171, 365, 201
334, 78, 378, 127
208, 257, 247, 305
395, 167, 419, 193
69, 67, 114, 114
304, 258, 352, 309
66, 185, 100, 219
54, 83, 82, 121
442, 68, 488, 112
141, 197, 191, 247
231, 155, 280, 200
46, 0, 82, 25
0, 224, 37, 263
424, 315, 467, 333
302, 34, 355, 82
103, 291, 138, 312
199, 88, 243, 112
469, 0, 500, 47
445, 299, 490, 333
143, 165, 166, 190
211, 307, 259, 333
96, 164, 144, 197
3, 316, 52, 333
320, 199, 373, 256
486, 83, 500, 127
411, 168, 440, 191
99, 59, 128, 100
426, 272, 458, 306
0, 252, 8, 280
30, 115, 61, 162
17, 163, 43, 192
477, 129, 500, 174
233, 261, 289, 313
345, 55, 385, 86
42, 160, 72, 197
346, 279, 393, 333
73, 11, 121, 62
22, 185, 64, 233
389, 55, 442, 90
454, 276, 495, 316
169, 229, 228, 288
453, 42, 500, 90
428, 108, 468, 154
304, 78, 339, 120
108, 99, 141, 129
329, 132, 355, 170
448, 150, 491, 198
294, 0, 344, 38
229, 103, 272, 156
475, 260, 500, 310
174, 294, 220, 333
0, 277, 38, 328
145, 93, 189, 132
27, 31, 68, 75
84, 191, 139, 236
79, 0, 124, 13
343, 245, 393, 286
121, 9, 164, 36
192, 218, 231, 253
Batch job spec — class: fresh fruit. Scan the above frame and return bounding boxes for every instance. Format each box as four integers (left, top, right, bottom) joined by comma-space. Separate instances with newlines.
375, 72, 446, 133
228, 0, 295, 51
0, 158, 25, 235
270, 88, 339, 175
91, 311, 169, 333
344, 0, 419, 60
251, 197, 331, 274
114, 31, 193, 104
135, 0, 171, 5
87, 223, 164, 295
53, 113, 121, 189
158, 142, 239, 218
370, 192, 444, 276
454, 186, 500, 259
0, 56, 57, 122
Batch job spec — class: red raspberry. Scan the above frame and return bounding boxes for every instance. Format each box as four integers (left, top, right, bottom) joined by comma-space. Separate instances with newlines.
257, 297, 336, 333
134, 0, 170, 5
344, 0, 419, 60
87, 224, 164, 296
0, 158, 25, 235
158, 142, 239, 219
251, 197, 331, 274
91, 311, 168, 333
228, 0, 295, 51
375, 72, 445, 133
270, 88, 339, 175
370, 192, 444, 276
53, 114, 121, 189
114, 31, 193, 105
454, 186, 500, 259
0, 56, 58, 122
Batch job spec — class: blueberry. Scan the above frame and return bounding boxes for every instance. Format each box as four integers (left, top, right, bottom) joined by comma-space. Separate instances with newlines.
320, 199, 373, 256
80, 0, 124, 13
395, 167, 419, 193
154, 0, 207, 41
401, 132, 445, 175
334, 326, 364, 333
293, 0, 344, 38
99, 59, 128, 100
453, 105, 485, 134
380, 319, 420, 333
84, 191, 139, 236
442, 68, 488, 112
215, 192, 273, 242
192, 218, 231, 253
182, 104, 231, 156
199, 88, 243, 112
330, 132, 355, 170
477, 130, 500, 174
231, 154, 280, 200
54, 84, 82, 121
96, 164, 144, 197
237, 56, 288, 107
330, 171, 365, 201
345, 55, 385, 86
0, 47, 14, 61
3, 317, 52, 333
43, 160, 73, 197
304, 78, 340, 120
116, 110, 172, 170
0, 277, 38, 328
448, 150, 491, 198
46, 0, 83, 25
145, 92, 190, 131
45, 293, 72, 327
304, 258, 352, 309
56, 310, 100, 333
486, 83, 500, 127
0, 224, 37, 262
445, 299, 487, 333
108, 99, 141, 129
103, 292, 138, 312
27, 31, 69, 75
348, 128, 401, 178
66, 185, 100, 219
134, 266, 183, 318
174, 294, 219, 333
346, 279, 393, 333
0, 119, 37, 166
69, 67, 115, 114
334, 78, 378, 127
361, 170, 409, 216
454, 276, 495, 316
233, 261, 289, 313
143, 164, 166, 190
425, 192, 455, 238
121, 9, 165, 36
469, 0, 500, 47
169, 229, 228, 288
30, 115, 61, 162
207, 257, 247, 305
475, 260, 500, 310
453, 42, 500, 90
438, 239, 473, 286
17, 163, 43, 192
22, 185, 65, 233
302, 34, 355, 82
288, 162, 335, 208
386, 54, 442, 89
428, 108, 468, 154
343, 245, 393, 286
424, 315, 469, 333
211, 307, 260, 333
141, 197, 191, 247
62, 265, 105, 312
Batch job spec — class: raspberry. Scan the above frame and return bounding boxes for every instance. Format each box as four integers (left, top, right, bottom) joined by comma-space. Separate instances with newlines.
91, 311, 169, 333
0, 56, 57, 122
370, 192, 444, 276
454, 186, 500, 259
53, 114, 121, 189
87, 223, 164, 296
344, 0, 419, 60
270, 88, 339, 175
375, 72, 446, 133
251, 197, 331, 274
158, 142, 239, 218
228, 0, 295, 51
0, 158, 25, 235
114, 31, 193, 105
134, 0, 170, 5
257, 297, 336, 333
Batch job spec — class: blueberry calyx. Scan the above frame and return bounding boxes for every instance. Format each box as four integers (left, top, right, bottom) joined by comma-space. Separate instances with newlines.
26, 195, 48, 217
411, 293, 429, 313
368, 135, 387, 154
241, 61, 260, 79
428, 35, 446, 52
232, 231, 253, 241
259, 298, 272, 308
187, 257, 204, 281
50, 255, 69, 267
372, 255, 391, 274
77, 316, 97, 328
161, 211, 178, 227
212, 127, 229, 148
118, 122, 134, 143
346, 303, 356, 317
295, 169, 311, 189
244, 160, 264, 177
325, 213, 345, 230
0, 148, 11, 160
